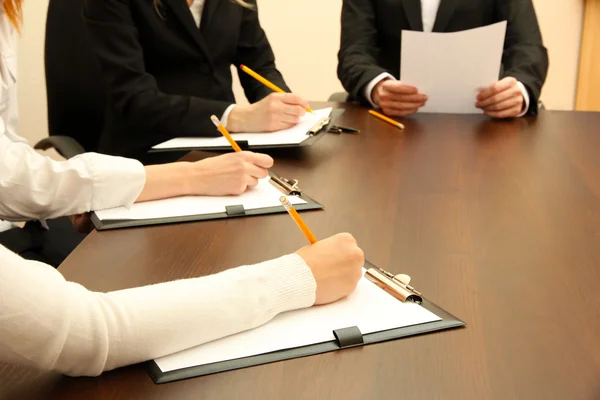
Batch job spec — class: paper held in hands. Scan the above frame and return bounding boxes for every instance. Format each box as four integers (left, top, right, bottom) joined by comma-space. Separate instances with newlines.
152, 107, 333, 150
94, 177, 307, 221
400, 21, 507, 114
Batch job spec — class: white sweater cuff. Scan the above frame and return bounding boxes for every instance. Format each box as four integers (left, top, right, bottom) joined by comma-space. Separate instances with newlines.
257, 253, 316, 314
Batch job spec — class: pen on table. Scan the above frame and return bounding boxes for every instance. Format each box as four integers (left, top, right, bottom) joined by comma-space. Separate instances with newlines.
279, 196, 317, 244
239, 64, 314, 113
368, 110, 405, 130
211, 115, 242, 152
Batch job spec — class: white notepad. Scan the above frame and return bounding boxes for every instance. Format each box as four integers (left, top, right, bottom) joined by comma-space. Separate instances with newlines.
152, 107, 333, 150
400, 21, 507, 114
154, 272, 441, 373
95, 177, 306, 221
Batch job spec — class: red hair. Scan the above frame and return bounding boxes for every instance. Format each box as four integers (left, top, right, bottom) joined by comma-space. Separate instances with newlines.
4, 0, 23, 32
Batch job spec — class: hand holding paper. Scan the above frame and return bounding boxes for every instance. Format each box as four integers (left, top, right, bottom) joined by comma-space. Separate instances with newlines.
400, 21, 507, 114
476, 77, 525, 119
372, 79, 428, 117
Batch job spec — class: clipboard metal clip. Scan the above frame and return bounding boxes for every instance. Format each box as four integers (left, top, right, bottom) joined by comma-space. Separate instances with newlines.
270, 175, 302, 196
307, 117, 330, 136
365, 267, 423, 304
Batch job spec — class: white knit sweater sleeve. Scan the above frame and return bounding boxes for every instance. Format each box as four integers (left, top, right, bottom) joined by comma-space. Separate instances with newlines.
0, 247, 316, 376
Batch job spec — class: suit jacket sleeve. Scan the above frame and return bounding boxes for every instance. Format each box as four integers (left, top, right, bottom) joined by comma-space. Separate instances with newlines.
84, 0, 228, 137
234, 2, 290, 102
497, 0, 548, 115
337, 0, 388, 103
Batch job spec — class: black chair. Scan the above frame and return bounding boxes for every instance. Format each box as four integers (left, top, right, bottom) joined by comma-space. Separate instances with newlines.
328, 92, 349, 102
35, 0, 106, 159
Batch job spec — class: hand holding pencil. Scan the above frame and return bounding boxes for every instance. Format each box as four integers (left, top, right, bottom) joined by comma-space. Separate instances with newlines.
227, 92, 311, 133
240, 65, 313, 113
279, 196, 364, 304
224, 64, 312, 133
295, 232, 364, 305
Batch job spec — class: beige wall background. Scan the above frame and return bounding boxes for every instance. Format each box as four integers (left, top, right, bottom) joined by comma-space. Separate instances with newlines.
17, 0, 585, 145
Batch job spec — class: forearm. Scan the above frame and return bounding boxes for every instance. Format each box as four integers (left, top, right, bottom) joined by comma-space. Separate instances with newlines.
0, 247, 315, 376
136, 163, 193, 203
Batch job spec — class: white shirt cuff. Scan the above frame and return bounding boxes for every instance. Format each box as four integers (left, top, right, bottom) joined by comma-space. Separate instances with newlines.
221, 104, 236, 128
516, 81, 530, 117
82, 153, 147, 211
364, 73, 396, 108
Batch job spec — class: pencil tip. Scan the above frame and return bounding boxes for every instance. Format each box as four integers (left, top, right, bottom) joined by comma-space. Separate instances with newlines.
210, 115, 220, 127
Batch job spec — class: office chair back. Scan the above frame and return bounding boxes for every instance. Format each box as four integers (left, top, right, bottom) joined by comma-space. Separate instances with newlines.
45, 0, 106, 153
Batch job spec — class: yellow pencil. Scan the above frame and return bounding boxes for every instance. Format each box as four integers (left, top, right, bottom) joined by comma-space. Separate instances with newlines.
240, 64, 314, 113
368, 110, 405, 130
211, 115, 242, 152
279, 196, 317, 244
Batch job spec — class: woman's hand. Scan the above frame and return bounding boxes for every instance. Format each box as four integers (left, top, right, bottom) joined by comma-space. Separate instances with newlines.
227, 93, 310, 133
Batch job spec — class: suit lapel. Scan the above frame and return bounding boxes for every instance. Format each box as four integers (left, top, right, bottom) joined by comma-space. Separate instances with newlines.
432, 0, 456, 32
199, 0, 220, 33
401, 0, 424, 31
164, 0, 214, 68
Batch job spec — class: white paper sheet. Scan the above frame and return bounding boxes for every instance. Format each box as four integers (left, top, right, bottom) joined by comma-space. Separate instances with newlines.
152, 108, 333, 150
94, 177, 306, 221
154, 272, 441, 372
400, 21, 507, 114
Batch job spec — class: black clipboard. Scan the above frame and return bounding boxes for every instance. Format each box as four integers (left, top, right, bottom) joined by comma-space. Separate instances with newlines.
145, 261, 465, 384
91, 172, 323, 231
148, 109, 345, 153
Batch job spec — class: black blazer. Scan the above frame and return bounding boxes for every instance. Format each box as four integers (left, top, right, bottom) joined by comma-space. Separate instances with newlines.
84, 0, 289, 163
337, 0, 549, 115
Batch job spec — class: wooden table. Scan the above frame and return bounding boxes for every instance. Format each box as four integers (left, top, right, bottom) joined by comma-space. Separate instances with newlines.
2, 103, 600, 399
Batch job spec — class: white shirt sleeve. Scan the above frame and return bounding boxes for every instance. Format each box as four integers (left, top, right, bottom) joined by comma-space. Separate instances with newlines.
0, 119, 146, 221
363, 73, 396, 107
220, 104, 237, 128
0, 247, 316, 376
516, 81, 530, 117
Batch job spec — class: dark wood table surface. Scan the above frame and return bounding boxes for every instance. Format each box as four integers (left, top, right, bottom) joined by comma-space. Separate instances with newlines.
2, 103, 600, 400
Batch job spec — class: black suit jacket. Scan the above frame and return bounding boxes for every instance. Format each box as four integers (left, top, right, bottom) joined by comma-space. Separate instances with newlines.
337, 0, 549, 115
84, 0, 288, 163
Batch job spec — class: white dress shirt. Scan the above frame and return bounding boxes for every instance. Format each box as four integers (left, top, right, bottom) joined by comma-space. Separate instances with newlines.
0, 9, 316, 376
188, 0, 205, 27
364, 0, 530, 116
